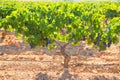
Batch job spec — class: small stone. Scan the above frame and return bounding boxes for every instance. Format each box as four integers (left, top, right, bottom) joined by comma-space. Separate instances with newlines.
92, 70, 98, 73
99, 75, 106, 80
93, 76, 99, 80
112, 76, 120, 80
35, 72, 49, 80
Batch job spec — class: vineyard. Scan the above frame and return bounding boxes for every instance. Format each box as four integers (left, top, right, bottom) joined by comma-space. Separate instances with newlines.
0, 1, 120, 80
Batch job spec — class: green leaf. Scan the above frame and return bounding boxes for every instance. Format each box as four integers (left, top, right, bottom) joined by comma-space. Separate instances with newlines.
16, 33, 21, 39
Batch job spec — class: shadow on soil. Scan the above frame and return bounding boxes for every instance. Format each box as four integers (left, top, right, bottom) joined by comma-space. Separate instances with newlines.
35, 69, 78, 80
35, 69, 120, 80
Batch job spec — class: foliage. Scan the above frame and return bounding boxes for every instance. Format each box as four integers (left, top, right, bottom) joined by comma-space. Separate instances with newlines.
0, 1, 120, 50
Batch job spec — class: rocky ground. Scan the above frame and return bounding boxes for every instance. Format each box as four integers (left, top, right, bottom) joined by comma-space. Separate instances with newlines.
0, 34, 120, 80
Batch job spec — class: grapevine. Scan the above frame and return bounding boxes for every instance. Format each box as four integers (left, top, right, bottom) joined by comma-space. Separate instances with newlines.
0, 1, 120, 69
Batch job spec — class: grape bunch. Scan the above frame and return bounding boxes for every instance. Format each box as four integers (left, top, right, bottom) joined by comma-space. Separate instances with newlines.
29, 43, 35, 49
71, 32, 75, 38
94, 33, 101, 45
108, 37, 112, 47
69, 32, 75, 41
89, 34, 94, 41
103, 42, 107, 47
82, 36, 86, 41
45, 38, 51, 47
89, 33, 101, 45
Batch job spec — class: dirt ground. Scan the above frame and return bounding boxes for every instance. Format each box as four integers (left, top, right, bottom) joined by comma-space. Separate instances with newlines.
0, 34, 120, 80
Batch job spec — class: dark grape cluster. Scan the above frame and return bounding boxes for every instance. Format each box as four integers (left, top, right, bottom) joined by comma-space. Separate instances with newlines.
29, 43, 34, 49
89, 33, 112, 48
103, 42, 107, 47
94, 33, 101, 45
82, 36, 86, 41
108, 37, 112, 47
90, 33, 101, 45
100, 38, 112, 49
89, 34, 94, 41
45, 38, 51, 46
71, 32, 75, 38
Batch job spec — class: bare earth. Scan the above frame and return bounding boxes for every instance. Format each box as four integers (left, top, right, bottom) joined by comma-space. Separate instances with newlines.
0, 35, 120, 80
